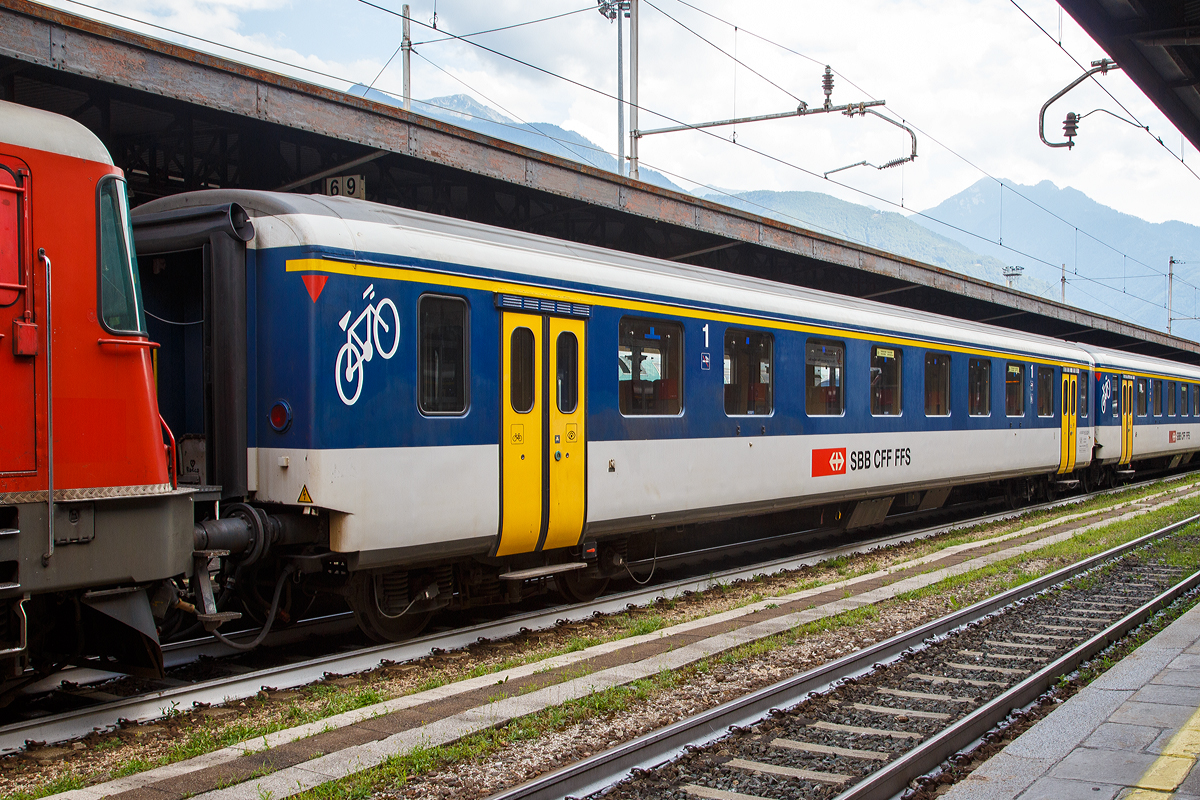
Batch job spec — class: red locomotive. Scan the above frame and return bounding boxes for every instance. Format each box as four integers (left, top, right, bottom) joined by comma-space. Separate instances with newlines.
0, 99, 193, 685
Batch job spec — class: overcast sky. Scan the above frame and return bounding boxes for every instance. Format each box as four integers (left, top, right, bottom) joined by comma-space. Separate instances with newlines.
42, 0, 1198, 232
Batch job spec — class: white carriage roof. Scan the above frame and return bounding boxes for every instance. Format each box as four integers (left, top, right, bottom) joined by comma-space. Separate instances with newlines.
133, 190, 1127, 366
0, 99, 112, 166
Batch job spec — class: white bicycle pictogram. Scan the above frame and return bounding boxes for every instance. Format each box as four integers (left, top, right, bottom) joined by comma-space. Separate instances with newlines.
335, 283, 400, 405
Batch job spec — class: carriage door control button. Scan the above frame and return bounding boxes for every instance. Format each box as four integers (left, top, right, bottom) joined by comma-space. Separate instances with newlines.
555, 451, 562, 461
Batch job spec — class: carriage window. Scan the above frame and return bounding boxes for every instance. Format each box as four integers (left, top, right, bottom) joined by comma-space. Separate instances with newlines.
1183, 385, 1189, 417
806, 339, 844, 416
1194, 384, 1199, 416
870, 346, 902, 416
1169, 381, 1177, 416
557, 331, 579, 414
724, 329, 773, 416
419, 296, 468, 414
619, 317, 682, 415
1079, 372, 1088, 418
1037, 367, 1054, 417
510, 327, 535, 414
925, 354, 950, 416
1154, 379, 1164, 416
1006, 363, 1025, 416
1114, 379, 1120, 419
1137, 378, 1148, 416
97, 176, 147, 334
968, 359, 991, 416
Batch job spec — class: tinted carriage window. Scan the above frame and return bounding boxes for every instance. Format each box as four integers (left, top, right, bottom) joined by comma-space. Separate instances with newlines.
1169, 381, 1177, 416
724, 329, 773, 416
419, 296, 468, 414
618, 318, 682, 415
870, 346, 902, 416
557, 331, 578, 414
1079, 372, 1089, 418
1194, 384, 1199, 416
510, 327, 535, 413
0, 165, 20, 308
1137, 378, 1148, 416
1154, 379, 1164, 416
969, 359, 991, 416
925, 354, 950, 416
806, 339, 844, 416
1037, 367, 1054, 417
1006, 363, 1025, 416
1183, 385, 1190, 417
97, 176, 146, 334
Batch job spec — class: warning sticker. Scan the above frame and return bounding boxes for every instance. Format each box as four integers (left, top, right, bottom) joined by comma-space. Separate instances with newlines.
812, 447, 847, 477
297, 485, 313, 503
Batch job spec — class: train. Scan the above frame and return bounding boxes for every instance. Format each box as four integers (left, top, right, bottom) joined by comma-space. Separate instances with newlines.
2, 97, 1200, 691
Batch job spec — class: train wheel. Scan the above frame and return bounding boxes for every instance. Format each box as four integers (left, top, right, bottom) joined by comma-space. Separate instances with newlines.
346, 573, 433, 643
556, 569, 609, 604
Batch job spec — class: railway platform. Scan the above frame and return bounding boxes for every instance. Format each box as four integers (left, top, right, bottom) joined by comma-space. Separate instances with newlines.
944, 600, 1200, 800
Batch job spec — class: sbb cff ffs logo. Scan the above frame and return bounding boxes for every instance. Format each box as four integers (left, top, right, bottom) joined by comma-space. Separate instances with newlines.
812, 448, 847, 477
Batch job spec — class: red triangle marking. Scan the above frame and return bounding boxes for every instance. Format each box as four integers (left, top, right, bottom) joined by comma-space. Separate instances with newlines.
301, 274, 328, 303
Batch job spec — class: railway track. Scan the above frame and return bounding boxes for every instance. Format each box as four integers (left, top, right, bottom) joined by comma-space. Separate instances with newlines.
485, 515, 1200, 800
1, 474, 1194, 755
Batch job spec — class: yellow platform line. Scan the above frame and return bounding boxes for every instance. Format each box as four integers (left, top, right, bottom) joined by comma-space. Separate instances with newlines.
1127, 703, 1200, 796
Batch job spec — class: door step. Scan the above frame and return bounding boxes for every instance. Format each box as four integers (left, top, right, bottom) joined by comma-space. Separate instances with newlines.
499, 562, 588, 581
1053, 479, 1080, 489
1116, 469, 1136, 477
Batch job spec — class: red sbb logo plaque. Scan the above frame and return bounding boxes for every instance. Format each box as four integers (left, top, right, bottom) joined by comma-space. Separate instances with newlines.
812, 447, 847, 477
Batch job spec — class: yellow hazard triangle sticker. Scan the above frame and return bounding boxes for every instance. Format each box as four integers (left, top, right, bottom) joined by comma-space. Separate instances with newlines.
297, 485, 313, 503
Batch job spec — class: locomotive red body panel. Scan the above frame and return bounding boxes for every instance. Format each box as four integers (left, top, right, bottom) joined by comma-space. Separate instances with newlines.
0, 104, 168, 497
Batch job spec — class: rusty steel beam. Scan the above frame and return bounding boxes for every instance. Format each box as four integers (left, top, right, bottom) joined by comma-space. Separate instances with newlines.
0, 0, 1196, 357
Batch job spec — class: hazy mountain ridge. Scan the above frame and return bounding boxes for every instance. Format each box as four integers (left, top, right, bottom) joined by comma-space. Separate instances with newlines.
915, 179, 1200, 338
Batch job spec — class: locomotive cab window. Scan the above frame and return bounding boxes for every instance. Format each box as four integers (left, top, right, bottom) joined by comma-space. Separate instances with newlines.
1154, 379, 1164, 416
0, 163, 21, 308
1079, 372, 1089, 418
619, 317, 682, 415
925, 353, 950, 416
724, 329, 773, 416
1006, 363, 1025, 416
806, 339, 844, 416
510, 327, 535, 413
1037, 367, 1054, 417
557, 331, 579, 414
419, 295, 469, 415
968, 359, 991, 417
1169, 381, 1177, 416
97, 176, 146, 334
1137, 378, 1148, 416
870, 346, 902, 416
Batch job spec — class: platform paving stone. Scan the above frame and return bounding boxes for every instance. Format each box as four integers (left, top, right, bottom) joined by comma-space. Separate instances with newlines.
44, 490, 1200, 800
944, 600, 1200, 800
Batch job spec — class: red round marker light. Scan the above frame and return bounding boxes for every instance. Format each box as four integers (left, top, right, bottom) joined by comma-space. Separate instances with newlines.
269, 400, 292, 433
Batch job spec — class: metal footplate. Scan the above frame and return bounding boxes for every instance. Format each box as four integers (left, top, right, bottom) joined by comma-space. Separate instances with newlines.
499, 562, 588, 581
192, 550, 241, 632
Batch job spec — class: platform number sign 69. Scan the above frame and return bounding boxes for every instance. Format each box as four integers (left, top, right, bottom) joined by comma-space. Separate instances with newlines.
324, 175, 366, 200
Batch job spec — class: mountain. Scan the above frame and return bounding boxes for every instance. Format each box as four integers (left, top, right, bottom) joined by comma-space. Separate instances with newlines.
348, 87, 685, 193
697, 189, 1052, 294
914, 179, 1200, 339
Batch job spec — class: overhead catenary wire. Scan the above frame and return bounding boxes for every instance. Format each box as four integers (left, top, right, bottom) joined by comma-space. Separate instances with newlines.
661, 0, 1200, 302
53, 0, 1200, 327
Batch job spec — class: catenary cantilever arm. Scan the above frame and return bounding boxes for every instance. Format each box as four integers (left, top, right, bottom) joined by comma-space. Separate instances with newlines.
1040, 58, 1119, 148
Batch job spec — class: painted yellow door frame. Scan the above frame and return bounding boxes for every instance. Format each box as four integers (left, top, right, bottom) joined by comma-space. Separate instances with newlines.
544, 316, 587, 550
498, 313, 543, 556
1121, 377, 1134, 466
1058, 373, 1078, 474
497, 311, 588, 557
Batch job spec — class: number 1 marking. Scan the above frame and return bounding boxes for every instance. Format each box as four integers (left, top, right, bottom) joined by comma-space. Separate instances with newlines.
702, 323, 709, 348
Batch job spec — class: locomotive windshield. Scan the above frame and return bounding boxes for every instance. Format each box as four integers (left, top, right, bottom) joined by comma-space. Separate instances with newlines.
97, 176, 146, 334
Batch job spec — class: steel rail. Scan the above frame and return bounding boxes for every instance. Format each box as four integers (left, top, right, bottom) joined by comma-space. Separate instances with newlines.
3, 478, 1191, 752
484, 513, 1200, 800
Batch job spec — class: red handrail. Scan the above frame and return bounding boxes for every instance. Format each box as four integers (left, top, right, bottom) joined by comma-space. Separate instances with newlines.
97, 338, 160, 349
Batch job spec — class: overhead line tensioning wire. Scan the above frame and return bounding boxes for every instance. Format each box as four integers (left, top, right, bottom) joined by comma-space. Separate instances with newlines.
663, 0, 1200, 296
54, 0, 1200, 321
